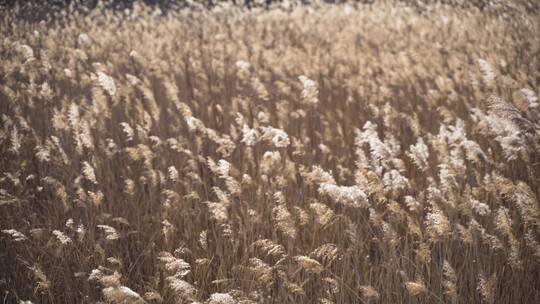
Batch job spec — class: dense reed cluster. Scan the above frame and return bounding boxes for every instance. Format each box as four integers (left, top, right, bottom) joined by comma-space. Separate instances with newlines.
1, 1, 539, 303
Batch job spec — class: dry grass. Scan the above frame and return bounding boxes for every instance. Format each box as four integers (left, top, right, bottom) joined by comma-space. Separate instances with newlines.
1, 1, 540, 303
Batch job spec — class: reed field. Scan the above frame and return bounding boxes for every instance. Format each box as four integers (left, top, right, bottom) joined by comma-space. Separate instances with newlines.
1, 1, 539, 303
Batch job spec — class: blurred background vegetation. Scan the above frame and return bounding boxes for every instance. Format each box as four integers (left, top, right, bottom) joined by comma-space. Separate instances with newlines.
1, 0, 539, 22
